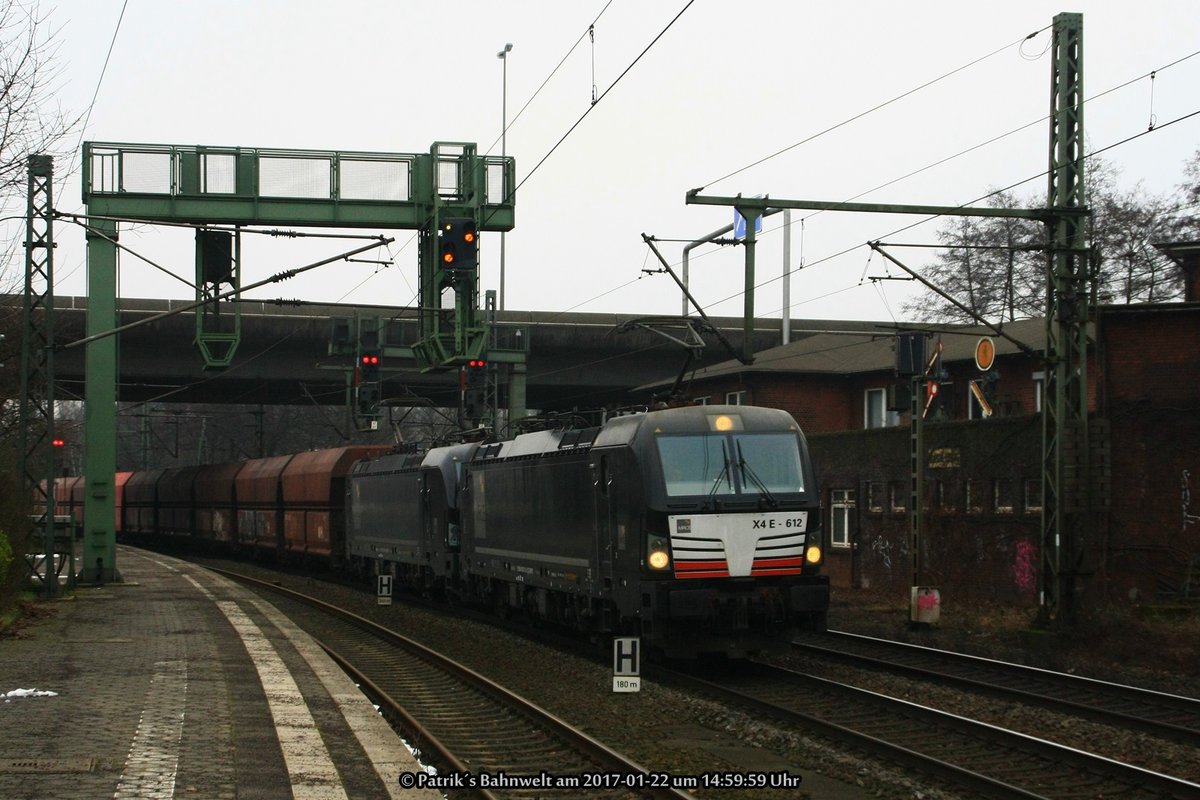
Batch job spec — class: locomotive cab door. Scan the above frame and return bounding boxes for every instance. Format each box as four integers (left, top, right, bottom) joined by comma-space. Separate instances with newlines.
592, 454, 615, 595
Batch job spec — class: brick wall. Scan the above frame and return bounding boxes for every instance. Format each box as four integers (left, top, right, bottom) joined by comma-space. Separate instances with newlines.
679, 309, 1200, 606
1098, 306, 1200, 601
808, 417, 1042, 602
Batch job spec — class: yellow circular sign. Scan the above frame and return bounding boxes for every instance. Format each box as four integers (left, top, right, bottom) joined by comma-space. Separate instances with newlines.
974, 337, 996, 371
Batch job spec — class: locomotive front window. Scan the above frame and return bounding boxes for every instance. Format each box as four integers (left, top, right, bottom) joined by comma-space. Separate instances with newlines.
658, 435, 733, 496
734, 433, 806, 493
657, 433, 805, 496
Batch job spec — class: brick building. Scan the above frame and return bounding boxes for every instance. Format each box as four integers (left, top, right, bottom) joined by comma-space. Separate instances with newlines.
648, 248, 1200, 607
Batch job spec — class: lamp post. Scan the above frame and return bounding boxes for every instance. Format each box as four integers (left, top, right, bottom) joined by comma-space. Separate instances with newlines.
497, 42, 512, 311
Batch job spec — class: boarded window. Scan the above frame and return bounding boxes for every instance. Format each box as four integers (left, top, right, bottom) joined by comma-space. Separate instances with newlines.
831, 489, 854, 547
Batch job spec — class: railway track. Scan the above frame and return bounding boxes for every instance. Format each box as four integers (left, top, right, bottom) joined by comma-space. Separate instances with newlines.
658, 660, 1200, 800
793, 630, 1200, 748
210, 567, 695, 800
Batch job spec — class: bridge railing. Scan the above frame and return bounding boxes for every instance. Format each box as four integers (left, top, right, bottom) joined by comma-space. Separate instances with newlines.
81, 141, 515, 230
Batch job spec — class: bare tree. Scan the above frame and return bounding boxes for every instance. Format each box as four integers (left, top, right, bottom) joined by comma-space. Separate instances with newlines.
0, 1, 81, 601
0, 0, 81, 289
1167, 148, 1200, 240
903, 155, 1188, 322
902, 191, 1043, 323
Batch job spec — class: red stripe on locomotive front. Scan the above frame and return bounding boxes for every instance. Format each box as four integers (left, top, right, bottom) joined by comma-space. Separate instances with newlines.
674, 559, 730, 579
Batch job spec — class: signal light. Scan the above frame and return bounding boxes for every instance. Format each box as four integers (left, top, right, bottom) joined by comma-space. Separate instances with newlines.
465, 358, 487, 389
51, 437, 65, 448
440, 217, 478, 270
360, 350, 381, 382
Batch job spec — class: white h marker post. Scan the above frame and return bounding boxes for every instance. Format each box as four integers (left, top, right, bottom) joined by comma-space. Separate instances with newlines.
377, 574, 393, 606
612, 637, 641, 693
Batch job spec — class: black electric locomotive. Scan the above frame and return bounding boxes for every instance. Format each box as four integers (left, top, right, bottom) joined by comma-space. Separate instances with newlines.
346, 404, 828, 658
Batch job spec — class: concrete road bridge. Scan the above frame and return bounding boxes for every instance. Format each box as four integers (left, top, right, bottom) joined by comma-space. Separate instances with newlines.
9, 295, 795, 413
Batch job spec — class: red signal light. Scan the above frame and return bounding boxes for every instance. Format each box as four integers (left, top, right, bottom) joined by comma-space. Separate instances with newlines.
468, 358, 486, 369
361, 354, 380, 366
51, 437, 65, 448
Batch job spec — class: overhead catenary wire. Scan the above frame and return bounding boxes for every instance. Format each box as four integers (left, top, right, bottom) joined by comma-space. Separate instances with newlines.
648, 44, 1200, 296
62, 0, 128, 187
498, 1, 696, 210
482, 0, 615, 158
556, 20, 1068, 317
696, 25, 1051, 193
727, 107, 1200, 321
543, 43, 1198, 337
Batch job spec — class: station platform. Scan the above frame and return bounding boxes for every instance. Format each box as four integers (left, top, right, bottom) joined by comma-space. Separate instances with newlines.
0, 547, 439, 800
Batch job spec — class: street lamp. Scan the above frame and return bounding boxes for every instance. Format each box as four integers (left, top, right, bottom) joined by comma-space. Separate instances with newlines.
497, 42, 512, 311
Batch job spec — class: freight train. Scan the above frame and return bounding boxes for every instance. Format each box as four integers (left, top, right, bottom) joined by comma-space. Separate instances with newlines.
58, 404, 830, 658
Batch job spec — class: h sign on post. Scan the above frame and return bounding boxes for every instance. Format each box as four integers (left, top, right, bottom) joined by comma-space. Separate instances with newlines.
377, 574, 393, 606
612, 637, 641, 693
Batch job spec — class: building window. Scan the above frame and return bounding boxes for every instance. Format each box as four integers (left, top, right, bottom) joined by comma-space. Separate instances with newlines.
1032, 371, 1045, 413
1024, 478, 1043, 513
830, 489, 854, 548
866, 481, 885, 513
693, 396, 710, 406
994, 479, 1014, 514
934, 480, 955, 512
889, 481, 907, 514
865, 388, 899, 429
965, 479, 984, 514
726, 390, 747, 405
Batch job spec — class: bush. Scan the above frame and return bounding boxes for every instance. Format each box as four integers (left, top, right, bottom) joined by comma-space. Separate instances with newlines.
0, 530, 11, 586
0, 452, 32, 609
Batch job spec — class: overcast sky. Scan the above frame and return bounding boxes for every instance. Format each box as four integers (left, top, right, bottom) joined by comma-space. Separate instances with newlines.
36, 1, 1200, 324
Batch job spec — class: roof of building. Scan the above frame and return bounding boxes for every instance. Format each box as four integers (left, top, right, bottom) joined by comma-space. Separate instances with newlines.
642, 317, 1052, 390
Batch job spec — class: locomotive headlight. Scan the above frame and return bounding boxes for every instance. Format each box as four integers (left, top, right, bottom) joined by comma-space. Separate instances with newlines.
647, 540, 671, 570
805, 544, 823, 565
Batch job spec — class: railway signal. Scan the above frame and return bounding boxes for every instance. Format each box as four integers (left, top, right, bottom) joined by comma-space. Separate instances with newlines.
357, 383, 380, 417
440, 218, 478, 270
462, 358, 487, 421
359, 349, 381, 383
357, 328, 382, 419
465, 358, 486, 386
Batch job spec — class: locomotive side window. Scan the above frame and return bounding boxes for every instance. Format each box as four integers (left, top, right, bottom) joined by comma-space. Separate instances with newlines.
656, 432, 805, 497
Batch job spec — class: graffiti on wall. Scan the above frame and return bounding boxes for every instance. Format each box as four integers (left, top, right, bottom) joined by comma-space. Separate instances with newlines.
1012, 538, 1037, 595
871, 535, 894, 570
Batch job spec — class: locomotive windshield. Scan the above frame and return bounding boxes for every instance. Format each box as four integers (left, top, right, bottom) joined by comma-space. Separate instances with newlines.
657, 432, 806, 497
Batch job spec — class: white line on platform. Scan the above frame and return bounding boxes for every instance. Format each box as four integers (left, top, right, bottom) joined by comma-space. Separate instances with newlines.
183, 575, 348, 800
112, 659, 186, 800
